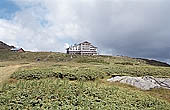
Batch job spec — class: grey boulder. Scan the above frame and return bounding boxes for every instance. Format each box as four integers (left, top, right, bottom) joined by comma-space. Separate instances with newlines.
107, 76, 170, 90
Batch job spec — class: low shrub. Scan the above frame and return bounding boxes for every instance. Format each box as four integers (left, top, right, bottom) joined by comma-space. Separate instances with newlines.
11, 68, 106, 81
76, 58, 110, 64
11, 69, 57, 80
0, 79, 170, 110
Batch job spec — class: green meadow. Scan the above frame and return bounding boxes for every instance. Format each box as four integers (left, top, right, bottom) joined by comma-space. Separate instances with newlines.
0, 51, 170, 109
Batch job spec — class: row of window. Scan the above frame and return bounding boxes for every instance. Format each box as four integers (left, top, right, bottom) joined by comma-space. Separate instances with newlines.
68, 53, 97, 55
70, 45, 96, 50
69, 48, 96, 51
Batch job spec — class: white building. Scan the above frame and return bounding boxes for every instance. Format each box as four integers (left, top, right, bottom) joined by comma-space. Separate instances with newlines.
66, 41, 98, 55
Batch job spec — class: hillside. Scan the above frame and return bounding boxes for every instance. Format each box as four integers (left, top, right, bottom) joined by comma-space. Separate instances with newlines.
0, 41, 15, 50
135, 58, 170, 67
0, 52, 170, 109
0, 51, 169, 67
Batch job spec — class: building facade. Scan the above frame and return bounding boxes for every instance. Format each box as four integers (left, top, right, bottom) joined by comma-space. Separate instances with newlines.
66, 41, 98, 55
11, 48, 25, 52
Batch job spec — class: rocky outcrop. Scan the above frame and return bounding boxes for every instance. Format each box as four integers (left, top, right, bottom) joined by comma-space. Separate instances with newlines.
107, 76, 170, 90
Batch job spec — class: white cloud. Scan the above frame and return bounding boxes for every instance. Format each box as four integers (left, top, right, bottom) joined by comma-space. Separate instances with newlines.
0, 0, 85, 52
0, 0, 170, 61
64, 43, 69, 49
0, 19, 20, 45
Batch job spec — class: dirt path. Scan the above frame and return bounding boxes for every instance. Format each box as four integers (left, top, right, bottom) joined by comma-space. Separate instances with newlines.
0, 64, 27, 83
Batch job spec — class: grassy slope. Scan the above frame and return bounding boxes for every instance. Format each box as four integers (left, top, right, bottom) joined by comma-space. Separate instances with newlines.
0, 51, 170, 109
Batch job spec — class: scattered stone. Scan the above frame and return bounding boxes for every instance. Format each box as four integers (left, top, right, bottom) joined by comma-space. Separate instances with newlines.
107, 76, 170, 90
36, 58, 40, 61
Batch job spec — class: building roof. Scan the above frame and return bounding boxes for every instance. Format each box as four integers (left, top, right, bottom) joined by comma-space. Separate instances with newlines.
91, 45, 97, 48
11, 48, 23, 51
66, 41, 97, 50
79, 41, 91, 45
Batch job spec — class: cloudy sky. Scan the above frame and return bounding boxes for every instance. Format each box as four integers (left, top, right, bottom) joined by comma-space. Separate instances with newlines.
0, 0, 170, 62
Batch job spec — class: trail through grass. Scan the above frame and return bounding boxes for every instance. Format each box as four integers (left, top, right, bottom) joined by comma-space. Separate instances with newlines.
0, 63, 32, 84
0, 65, 20, 83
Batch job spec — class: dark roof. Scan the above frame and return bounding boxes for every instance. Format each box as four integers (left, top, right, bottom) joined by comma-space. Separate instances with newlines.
79, 41, 91, 44
83, 41, 90, 43
11, 48, 24, 51
91, 45, 97, 48
66, 41, 97, 50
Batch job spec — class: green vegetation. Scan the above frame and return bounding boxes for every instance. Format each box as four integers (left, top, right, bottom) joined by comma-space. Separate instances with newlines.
1, 79, 170, 110
11, 62, 170, 82
0, 51, 71, 62
0, 51, 170, 109
108, 66, 170, 78
0, 65, 5, 67
75, 57, 110, 64
11, 69, 56, 80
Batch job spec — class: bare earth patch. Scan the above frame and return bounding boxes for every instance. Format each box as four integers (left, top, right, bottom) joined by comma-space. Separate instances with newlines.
0, 65, 21, 83
0, 63, 32, 84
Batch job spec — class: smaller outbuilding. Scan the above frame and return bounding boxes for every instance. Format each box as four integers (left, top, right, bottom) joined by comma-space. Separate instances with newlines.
11, 48, 25, 52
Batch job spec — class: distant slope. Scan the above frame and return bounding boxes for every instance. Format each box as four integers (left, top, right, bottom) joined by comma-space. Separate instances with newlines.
0, 41, 15, 50
0, 49, 170, 67
136, 58, 170, 67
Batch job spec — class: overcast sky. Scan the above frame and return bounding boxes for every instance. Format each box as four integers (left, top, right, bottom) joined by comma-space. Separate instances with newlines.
0, 0, 170, 62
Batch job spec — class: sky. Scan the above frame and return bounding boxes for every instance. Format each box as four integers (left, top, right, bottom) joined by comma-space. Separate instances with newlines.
0, 0, 170, 62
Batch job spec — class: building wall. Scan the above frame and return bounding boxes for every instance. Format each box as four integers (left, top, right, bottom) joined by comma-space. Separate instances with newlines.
67, 42, 98, 55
